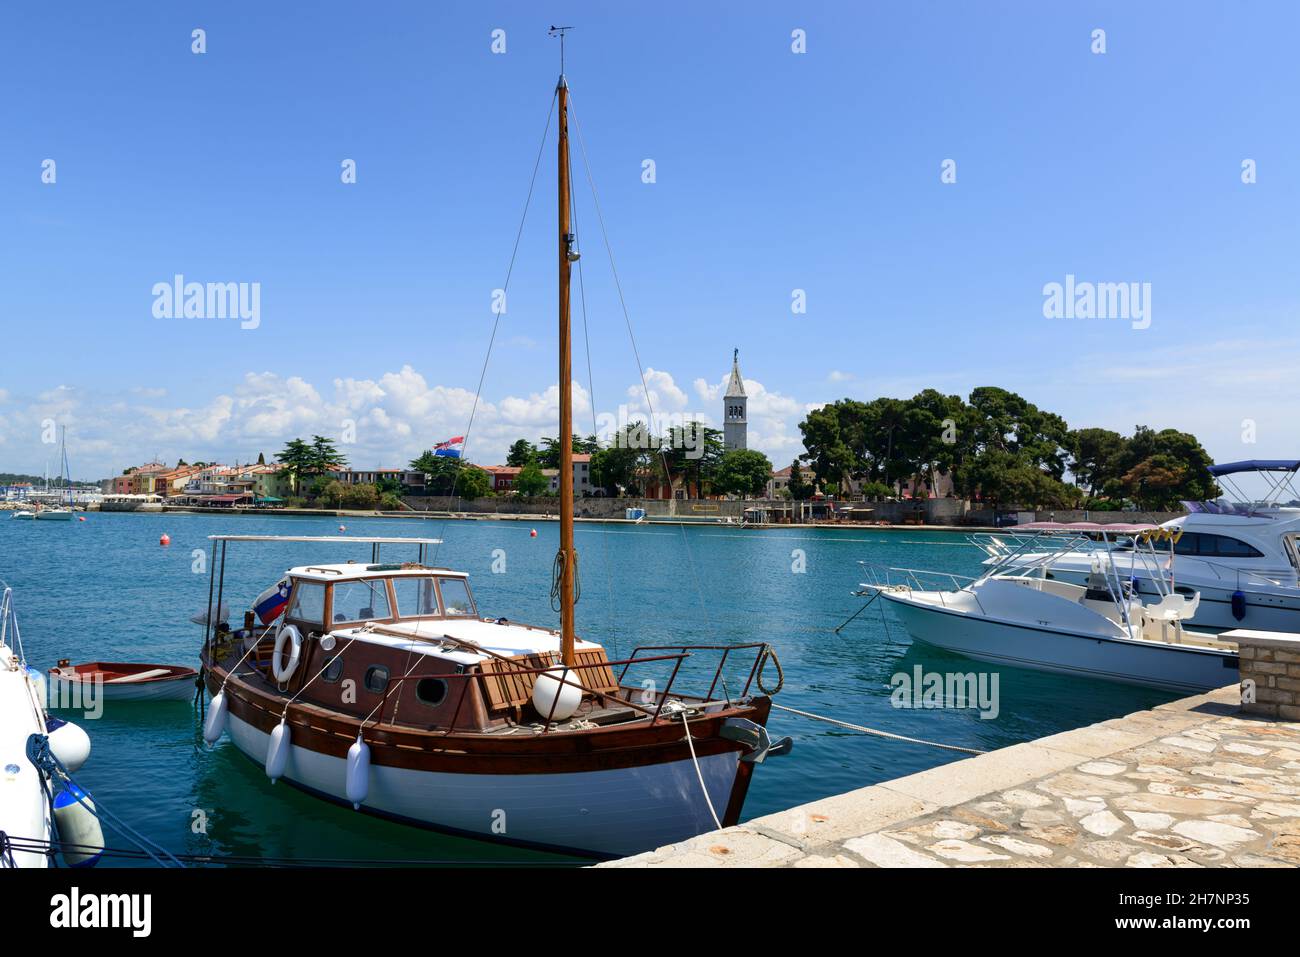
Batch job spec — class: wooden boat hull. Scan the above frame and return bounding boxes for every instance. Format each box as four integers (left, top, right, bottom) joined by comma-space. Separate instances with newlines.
206, 665, 767, 859
224, 709, 744, 858
49, 663, 198, 703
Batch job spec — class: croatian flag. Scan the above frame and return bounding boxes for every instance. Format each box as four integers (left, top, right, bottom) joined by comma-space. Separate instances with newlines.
433, 436, 465, 459
253, 578, 291, 625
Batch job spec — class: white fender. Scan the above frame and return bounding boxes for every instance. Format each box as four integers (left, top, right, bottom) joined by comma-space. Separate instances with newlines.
52, 785, 104, 868
203, 690, 228, 744
346, 732, 370, 809
271, 623, 303, 684
532, 666, 584, 722
47, 719, 92, 773
265, 717, 290, 782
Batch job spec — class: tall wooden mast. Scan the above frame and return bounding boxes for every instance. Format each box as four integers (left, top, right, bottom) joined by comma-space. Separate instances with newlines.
554, 29, 577, 667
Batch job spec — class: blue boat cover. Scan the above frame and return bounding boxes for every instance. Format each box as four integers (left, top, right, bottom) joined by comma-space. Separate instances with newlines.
1207, 459, 1300, 476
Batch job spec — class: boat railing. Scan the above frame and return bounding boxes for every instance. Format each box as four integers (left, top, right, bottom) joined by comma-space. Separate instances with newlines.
0, 584, 25, 663
1163, 556, 1296, 589
857, 562, 981, 609
364, 643, 772, 733
620, 642, 776, 704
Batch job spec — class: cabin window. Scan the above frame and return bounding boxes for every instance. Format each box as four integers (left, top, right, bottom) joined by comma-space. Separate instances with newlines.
322, 656, 344, 683
416, 677, 448, 706
331, 579, 392, 623
1171, 532, 1264, 559
438, 578, 475, 617
364, 666, 389, 694
393, 577, 440, 618
286, 582, 326, 626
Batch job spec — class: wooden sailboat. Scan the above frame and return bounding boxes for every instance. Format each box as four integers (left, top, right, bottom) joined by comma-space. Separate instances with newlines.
198, 42, 789, 859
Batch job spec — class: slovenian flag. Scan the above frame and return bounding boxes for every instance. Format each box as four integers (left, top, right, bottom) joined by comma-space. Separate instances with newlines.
253, 579, 291, 625
434, 436, 465, 458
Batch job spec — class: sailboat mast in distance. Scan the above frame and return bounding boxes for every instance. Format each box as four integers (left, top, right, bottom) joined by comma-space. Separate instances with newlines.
553, 26, 577, 667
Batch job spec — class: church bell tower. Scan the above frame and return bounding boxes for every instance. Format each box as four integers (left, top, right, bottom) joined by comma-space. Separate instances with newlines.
723, 348, 747, 451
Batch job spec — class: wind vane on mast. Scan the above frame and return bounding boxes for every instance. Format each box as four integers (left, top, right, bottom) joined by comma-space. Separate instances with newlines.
548, 25, 573, 74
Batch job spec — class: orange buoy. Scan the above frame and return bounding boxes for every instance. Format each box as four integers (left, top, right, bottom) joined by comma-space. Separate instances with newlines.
529, 528, 537, 538
78, 516, 86, 522
160, 533, 171, 546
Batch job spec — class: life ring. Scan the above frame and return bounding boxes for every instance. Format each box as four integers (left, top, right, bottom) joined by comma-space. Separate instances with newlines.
272, 623, 303, 683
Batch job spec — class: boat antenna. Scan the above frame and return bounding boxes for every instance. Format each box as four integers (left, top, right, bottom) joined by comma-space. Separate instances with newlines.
548, 24, 572, 76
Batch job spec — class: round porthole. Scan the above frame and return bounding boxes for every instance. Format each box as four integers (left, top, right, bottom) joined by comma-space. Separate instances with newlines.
364, 666, 389, 694
416, 677, 448, 706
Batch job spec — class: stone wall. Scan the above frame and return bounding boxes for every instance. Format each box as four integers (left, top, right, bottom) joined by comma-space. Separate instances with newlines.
1228, 630, 1300, 722
402, 496, 750, 519
399, 495, 1187, 527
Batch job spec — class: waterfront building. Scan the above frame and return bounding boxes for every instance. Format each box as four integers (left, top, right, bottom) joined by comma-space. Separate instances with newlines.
336, 468, 426, 493
767, 465, 792, 499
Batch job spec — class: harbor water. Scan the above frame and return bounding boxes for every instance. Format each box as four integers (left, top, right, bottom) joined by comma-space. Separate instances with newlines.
0, 512, 1173, 865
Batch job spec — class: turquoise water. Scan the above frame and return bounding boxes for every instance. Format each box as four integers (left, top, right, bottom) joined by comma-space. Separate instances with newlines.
0, 512, 1173, 865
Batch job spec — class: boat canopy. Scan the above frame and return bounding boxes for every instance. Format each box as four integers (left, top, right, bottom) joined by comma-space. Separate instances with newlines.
1016, 521, 1160, 534
1207, 459, 1300, 476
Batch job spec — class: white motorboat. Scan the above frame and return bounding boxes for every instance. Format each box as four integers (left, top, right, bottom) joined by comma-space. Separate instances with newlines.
862, 523, 1240, 694
0, 585, 101, 868
10, 511, 35, 520
33, 508, 73, 522
975, 460, 1300, 633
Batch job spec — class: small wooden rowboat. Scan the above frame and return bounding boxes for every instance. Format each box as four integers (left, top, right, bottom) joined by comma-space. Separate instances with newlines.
48, 660, 199, 702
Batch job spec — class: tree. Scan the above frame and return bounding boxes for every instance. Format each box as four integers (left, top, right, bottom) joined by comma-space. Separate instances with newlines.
514, 461, 549, 497
308, 435, 348, 477
798, 400, 862, 494
1066, 428, 1127, 499
340, 483, 379, 510
537, 435, 598, 469
455, 465, 492, 499
787, 460, 814, 500
1109, 427, 1217, 510
506, 439, 536, 467
317, 479, 348, 508
590, 424, 652, 495
275, 438, 314, 492
409, 453, 489, 497
660, 422, 724, 497
714, 449, 773, 498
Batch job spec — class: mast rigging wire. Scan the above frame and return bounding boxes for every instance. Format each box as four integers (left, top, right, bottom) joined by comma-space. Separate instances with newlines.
432, 89, 558, 568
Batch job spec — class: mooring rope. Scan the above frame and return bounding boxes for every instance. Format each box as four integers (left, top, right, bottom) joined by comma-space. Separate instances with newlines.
680, 711, 722, 831
770, 703, 986, 755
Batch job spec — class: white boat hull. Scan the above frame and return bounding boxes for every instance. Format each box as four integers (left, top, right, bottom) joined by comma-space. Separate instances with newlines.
882, 592, 1238, 694
0, 658, 51, 868
224, 711, 739, 858
33, 511, 73, 522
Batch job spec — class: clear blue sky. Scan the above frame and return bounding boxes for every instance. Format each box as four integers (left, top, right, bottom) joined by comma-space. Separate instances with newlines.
2, 2, 1298, 479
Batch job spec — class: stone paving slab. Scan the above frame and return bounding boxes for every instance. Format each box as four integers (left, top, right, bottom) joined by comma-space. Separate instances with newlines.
601, 686, 1300, 868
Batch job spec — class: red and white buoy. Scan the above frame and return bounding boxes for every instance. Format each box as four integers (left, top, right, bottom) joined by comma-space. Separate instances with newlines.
338, 524, 346, 532
159, 533, 171, 546
529, 528, 537, 538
